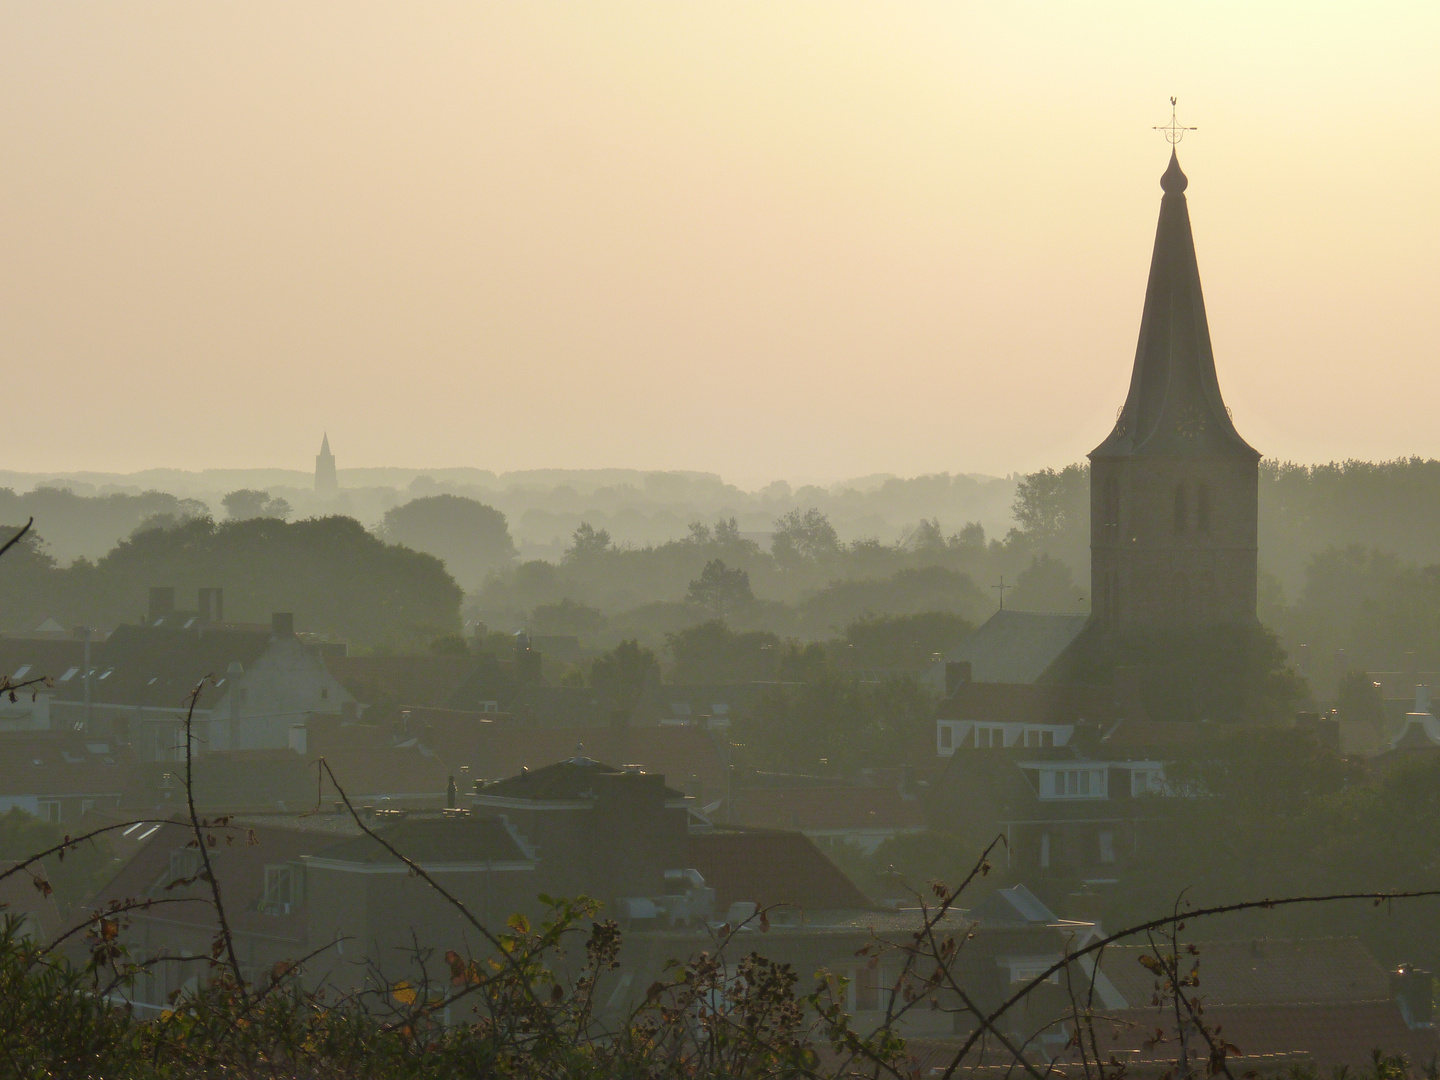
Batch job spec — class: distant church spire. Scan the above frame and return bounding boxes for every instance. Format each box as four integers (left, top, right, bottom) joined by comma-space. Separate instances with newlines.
315, 433, 338, 495
1091, 148, 1257, 461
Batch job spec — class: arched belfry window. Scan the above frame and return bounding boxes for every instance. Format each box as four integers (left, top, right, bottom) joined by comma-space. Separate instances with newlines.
1196, 483, 1211, 533
1103, 476, 1120, 531
1173, 483, 1188, 534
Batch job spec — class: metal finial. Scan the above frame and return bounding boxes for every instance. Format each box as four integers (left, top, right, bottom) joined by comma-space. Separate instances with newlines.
992, 576, 1011, 611
1154, 96, 1196, 146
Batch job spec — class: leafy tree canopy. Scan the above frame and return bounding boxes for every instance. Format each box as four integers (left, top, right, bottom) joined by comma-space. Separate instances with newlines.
221, 489, 292, 521
379, 494, 516, 589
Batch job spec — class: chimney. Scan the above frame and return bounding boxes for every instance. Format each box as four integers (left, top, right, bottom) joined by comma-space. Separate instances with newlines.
272, 612, 295, 637
197, 587, 224, 624
148, 587, 176, 623
945, 661, 972, 696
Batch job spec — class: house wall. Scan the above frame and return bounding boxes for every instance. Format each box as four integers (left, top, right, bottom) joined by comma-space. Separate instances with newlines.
209, 638, 352, 753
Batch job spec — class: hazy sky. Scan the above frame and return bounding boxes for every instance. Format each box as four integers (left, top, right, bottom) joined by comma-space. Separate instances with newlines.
2, 3, 1436, 488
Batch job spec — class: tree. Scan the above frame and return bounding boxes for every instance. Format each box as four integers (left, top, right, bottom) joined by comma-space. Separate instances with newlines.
770, 508, 839, 566
221, 489, 292, 521
731, 673, 933, 774
836, 611, 974, 670
667, 621, 781, 684
563, 522, 613, 564
685, 559, 753, 617
1010, 464, 1088, 544
95, 515, 462, 647
1008, 554, 1085, 612
589, 639, 659, 716
530, 598, 608, 639
1336, 669, 1384, 732
379, 495, 516, 589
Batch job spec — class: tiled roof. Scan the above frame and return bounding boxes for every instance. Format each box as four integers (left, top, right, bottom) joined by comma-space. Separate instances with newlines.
478, 757, 684, 802
0, 733, 135, 797
943, 611, 1089, 685
403, 709, 726, 801
727, 785, 926, 833
1099, 938, 1392, 1008
312, 814, 529, 866
938, 682, 1117, 724
1090, 1002, 1439, 1069
50, 623, 275, 710
325, 655, 482, 711
685, 828, 875, 912
0, 637, 87, 685
78, 819, 334, 941
315, 746, 451, 802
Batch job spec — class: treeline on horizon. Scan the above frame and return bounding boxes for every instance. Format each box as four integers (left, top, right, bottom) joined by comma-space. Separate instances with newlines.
3, 457, 1440, 694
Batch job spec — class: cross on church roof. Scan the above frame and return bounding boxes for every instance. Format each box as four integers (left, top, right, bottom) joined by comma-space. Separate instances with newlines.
1154, 96, 1196, 146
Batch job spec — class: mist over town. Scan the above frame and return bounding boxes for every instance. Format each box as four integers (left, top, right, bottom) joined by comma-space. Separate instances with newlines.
2, 4, 1439, 1078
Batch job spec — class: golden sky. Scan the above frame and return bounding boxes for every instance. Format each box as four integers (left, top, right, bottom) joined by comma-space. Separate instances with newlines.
1, 3, 1436, 486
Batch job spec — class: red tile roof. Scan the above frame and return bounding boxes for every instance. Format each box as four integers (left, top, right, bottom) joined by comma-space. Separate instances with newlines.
404, 708, 727, 803
727, 785, 926, 833
685, 828, 875, 912
1090, 1002, 1440, 1070
1098, 938, 1391, 1007
78, 820, 333, 943
0, 733, 135, 797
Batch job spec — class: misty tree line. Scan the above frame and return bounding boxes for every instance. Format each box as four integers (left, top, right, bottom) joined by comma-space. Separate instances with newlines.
5, 459, 1440, 687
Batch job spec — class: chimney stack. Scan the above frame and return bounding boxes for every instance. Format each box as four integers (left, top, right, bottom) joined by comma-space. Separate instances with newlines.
148, 587, 176, 623
197, 587, 224, 624
945, 661, 972, 696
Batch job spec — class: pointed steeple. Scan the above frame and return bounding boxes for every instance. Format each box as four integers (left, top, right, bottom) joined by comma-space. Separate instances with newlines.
1092, 151, 1257, 461
315, 433, 338, 495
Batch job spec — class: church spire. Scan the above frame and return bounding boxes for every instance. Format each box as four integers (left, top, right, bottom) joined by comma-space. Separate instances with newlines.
315, 433, 338, 495
1091, 150, 1258, 461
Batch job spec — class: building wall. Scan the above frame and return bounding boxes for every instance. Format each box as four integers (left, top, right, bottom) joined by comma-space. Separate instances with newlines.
1090, 454, 1258, 630
209, 638, 352, 753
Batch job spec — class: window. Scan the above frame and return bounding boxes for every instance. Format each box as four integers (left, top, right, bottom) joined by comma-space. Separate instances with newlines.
976, 726, 1002, 748
1196, 483, 1211, 532
852, 967, 880, 1011
1174, 483, 1188, 533
1103, 475, 1120, 530
1044, 768, 1107, 799
319, 688, 329, 701
938, 724, 953, 750
1099, 831, 1115, 864
263, 866, 299, 913
168, 848, 202, 885
40, 800, 60, 823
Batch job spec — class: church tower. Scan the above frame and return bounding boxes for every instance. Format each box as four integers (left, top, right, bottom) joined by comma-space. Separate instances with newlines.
315, 433, 338, 495
1089, 150, 1259, 631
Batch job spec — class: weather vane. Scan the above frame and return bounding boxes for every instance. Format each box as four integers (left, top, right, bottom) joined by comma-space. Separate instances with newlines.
1154, 96, 1196, 145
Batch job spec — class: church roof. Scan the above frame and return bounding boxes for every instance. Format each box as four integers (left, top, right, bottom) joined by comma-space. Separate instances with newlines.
943, 610, 1089, 684
1091, 151, 1258, 461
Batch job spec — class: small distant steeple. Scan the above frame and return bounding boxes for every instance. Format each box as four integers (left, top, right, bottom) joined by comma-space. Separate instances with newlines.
315, 433, 338, 495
